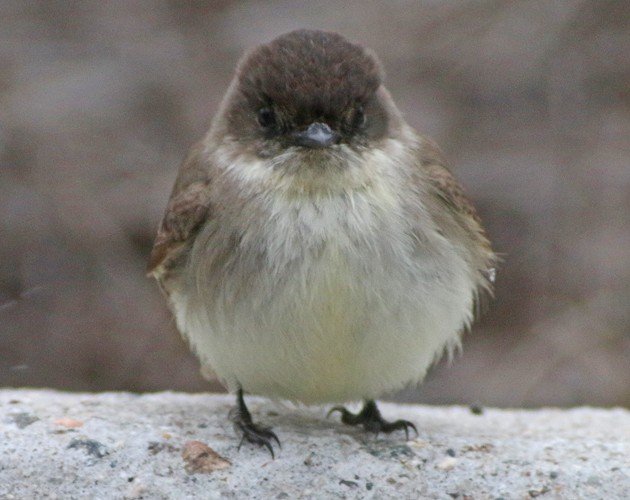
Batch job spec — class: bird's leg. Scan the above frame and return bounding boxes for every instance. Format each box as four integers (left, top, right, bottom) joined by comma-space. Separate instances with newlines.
228, 388, 280, 458
328, 400, 418, 440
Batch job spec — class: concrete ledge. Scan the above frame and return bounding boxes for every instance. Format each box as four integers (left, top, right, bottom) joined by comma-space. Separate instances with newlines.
1, 390, 628, 498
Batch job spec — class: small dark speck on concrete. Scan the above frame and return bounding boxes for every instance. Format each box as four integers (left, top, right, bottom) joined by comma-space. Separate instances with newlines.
197, 422, 208, 428
339, 479, 359, 488
366, 482, 373, 490
470, 404, 484, 415
303, 452, 316, 466
11, 412, 39, 429
148, 441, 162, 454
367, 444, 414, 459
448, 493, 459, 498
127, 477, 135, 483
549, 471, 558, 479
446, 448, 456, 457
148, 441, 177, 455
67, 438, 108, 458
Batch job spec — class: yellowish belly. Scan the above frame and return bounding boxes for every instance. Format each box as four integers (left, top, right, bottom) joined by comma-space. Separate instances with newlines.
175, 242, 473, 404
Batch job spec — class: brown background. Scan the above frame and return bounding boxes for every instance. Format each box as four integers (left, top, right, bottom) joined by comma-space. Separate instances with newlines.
1, 1, 628, 407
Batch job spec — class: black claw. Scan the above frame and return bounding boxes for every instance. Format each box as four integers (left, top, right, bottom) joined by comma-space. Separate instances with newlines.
326, 406, 343, 418
328, 400, 418, 439
381, 419, 418, 440
230, 389, 280, 458
260, 427, 281, 449
327, 405, 365, 426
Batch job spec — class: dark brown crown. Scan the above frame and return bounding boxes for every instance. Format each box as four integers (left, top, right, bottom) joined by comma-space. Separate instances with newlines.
237, 30, 383, 118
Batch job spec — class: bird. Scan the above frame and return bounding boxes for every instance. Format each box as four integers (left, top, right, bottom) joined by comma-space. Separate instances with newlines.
147, 29, 496, 457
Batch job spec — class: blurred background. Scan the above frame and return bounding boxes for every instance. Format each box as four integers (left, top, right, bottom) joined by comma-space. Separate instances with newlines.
1, 1, 628, 408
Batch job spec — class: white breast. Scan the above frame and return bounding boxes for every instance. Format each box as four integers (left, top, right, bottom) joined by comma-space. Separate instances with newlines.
170, 142, 476, 404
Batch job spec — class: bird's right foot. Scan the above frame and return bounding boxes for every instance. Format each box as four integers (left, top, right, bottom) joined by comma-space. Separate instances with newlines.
229, 389, 280, 458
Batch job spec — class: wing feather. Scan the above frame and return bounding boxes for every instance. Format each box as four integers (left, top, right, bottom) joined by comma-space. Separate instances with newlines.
415, 137, 497, 297
147, 144, 212, 277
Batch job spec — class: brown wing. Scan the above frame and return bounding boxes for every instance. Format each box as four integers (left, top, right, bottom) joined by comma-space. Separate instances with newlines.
146, 143, 212, 277
416, 137, 497, 293
417, 137, 483, 224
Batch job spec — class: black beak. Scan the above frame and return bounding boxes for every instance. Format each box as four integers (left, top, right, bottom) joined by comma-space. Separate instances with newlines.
292, 122, 340, 148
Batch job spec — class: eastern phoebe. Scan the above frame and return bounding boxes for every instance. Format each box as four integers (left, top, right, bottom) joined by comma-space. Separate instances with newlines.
148, 30, 496, 457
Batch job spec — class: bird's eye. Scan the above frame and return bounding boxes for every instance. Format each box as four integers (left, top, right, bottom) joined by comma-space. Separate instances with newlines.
257, 108, 276, 129
352, 106, 366, 129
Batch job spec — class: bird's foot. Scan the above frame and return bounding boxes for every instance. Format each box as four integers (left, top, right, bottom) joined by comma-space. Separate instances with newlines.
328, 400, 417, 440
229, 389, 280, 458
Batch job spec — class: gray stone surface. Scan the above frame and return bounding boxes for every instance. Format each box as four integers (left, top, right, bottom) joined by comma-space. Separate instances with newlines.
0, 389, 628, 499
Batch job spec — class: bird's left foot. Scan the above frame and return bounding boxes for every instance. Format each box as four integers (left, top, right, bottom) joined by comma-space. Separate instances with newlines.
328, 400, 418, 440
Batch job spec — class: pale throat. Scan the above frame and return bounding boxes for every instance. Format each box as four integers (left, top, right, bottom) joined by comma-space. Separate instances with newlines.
213, 137, 410, 201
